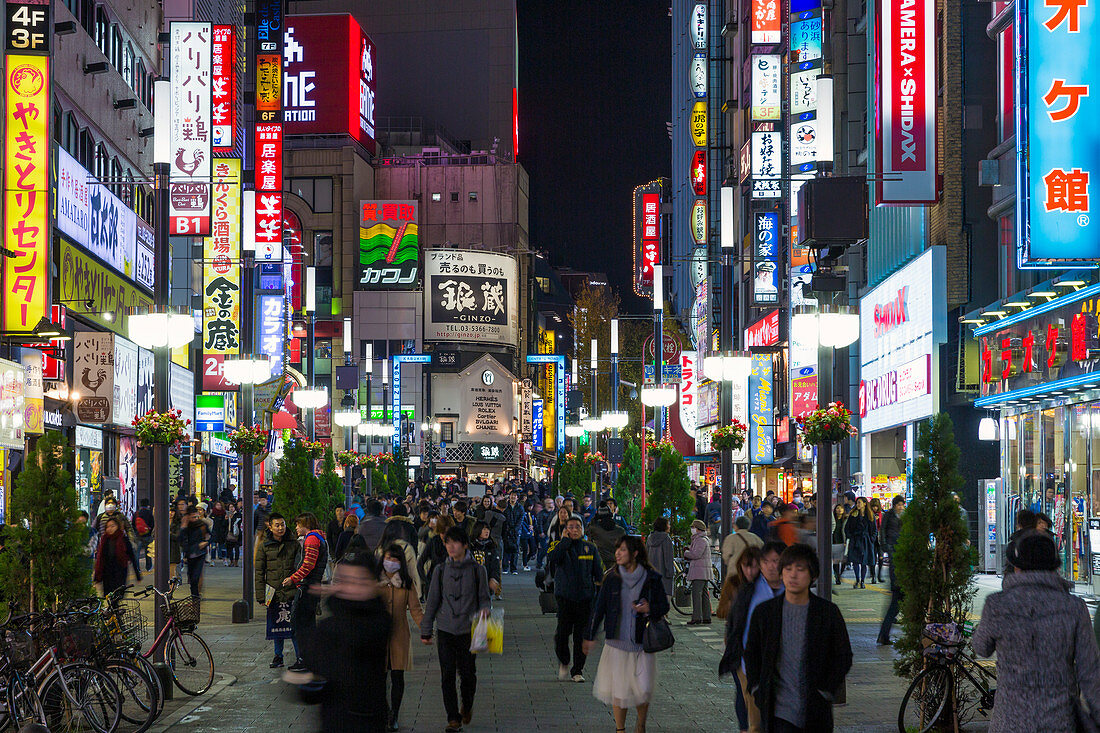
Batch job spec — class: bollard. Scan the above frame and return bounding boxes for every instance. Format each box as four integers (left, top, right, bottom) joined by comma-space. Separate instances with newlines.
153, 662, 174, 701
232, 599, 250, 624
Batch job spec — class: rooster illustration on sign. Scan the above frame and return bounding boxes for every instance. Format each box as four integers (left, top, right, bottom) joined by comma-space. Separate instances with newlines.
81, 368, 108, 393
175, 148, 204, 177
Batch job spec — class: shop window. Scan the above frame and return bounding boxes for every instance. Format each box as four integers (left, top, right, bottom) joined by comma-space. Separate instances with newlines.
314, 231, 333, 267
468, 191, 478, 202
450, 192, 459, 202
431, 192, 441, 202
441, 423, 454, 443
135, 59, 146, 106
316, 339, 332, 359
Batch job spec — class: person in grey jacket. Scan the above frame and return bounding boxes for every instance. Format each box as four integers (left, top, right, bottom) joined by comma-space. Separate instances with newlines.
356, 499, 387, 552
972, 530, 1100, 733
421, 525, 491, 733
645, 517, 675, 596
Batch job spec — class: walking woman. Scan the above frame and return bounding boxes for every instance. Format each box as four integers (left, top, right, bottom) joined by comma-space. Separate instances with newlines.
94, 517, 142, 597
178, 506, 210, 597
831, 504, 848, 585
683, 519, 712, 625
583, 535, 671, 733
334, 514, 361, 560
255, 512, 301, 669
416, 514, 452, 600
644, 517, 675, 600
869, 497, 884, 583
718, 546, 764, 733
845, 497, 876, 589
225, 503, 243, 567
379, 544, 424, 731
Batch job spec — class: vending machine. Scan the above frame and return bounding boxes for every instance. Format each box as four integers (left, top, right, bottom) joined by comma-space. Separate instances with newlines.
979, 478, 1001, 573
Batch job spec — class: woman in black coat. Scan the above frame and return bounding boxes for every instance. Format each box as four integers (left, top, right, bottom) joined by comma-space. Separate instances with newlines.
845, 498, 876, 589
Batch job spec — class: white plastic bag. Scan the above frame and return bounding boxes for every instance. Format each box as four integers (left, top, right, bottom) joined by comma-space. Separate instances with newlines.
470, 614, 489, 653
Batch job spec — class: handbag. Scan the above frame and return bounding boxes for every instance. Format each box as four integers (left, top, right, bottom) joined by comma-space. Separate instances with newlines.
715, 576, 735, 619
642, 615, 674, 653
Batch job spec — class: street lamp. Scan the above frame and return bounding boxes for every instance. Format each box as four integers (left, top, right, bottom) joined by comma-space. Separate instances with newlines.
640, 383, 676, 407
817, 305, 860, 348
334, 394, 361, 428
601, 410, 628, 430
706, 351, 752, 544
294, 386, 328, 410
564, 423, 586, 438
580, 415, 604, 433
221, 355, 274, 386
127, 306, 195, 350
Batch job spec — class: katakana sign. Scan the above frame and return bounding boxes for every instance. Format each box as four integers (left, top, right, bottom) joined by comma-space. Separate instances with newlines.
356, 200, 419, 289
1018, 0, 1100, 262
169, 22, 212, 236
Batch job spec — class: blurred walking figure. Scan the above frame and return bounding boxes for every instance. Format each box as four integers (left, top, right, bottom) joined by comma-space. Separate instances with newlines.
719, 546, 764, 733
379, 544, 424, 731
93, 517, 142, 597
645, 518, 675, 600
972, 530, 1100, 732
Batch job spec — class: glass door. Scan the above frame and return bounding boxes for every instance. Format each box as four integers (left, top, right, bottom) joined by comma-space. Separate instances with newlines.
1041, 407, 1067, 574
1070, 406, 1090, 582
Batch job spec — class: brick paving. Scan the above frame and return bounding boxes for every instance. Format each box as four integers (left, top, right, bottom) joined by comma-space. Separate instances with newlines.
138, 560, 1015, 733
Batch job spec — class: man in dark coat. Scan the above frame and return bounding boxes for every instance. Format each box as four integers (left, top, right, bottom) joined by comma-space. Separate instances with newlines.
356, 499, 387, 551
546, 516, 604, 682
745, 543, 852, 733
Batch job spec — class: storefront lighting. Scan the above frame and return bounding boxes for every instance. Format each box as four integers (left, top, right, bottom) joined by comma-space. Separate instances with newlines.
1055, 280, 1087, 288
981, 310, 1008, 318
127, 306, 195, 350
222, 355, 274, 385
978, 417, 999, 441
959, 317, 985, 325
601, 410, 629, 430
640, 384, 677, 407
1004, 300, 1031, 308
294, 386, 328, 409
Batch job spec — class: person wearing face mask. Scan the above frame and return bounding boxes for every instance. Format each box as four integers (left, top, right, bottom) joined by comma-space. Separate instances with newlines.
302, 551, 392, 733
378, 544, 424, 731
683, 519, 714, 625
95, 498, 136, 544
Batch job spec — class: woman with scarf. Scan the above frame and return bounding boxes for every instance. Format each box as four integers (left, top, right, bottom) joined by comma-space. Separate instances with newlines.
378, 544, 424, 731
94, 516, 142, 597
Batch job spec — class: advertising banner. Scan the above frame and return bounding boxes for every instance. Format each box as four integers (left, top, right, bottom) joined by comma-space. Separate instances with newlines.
254, 126, 283, 261
751, 131, 782, 199
257, 295, 284, 382
749, 354, 774, 465
790, 11, 822, 62
283, 14, 377, 153
745, 310, 781, 348
59, 241, 154, 336
751, 55, 781, 121
112, 336, 137, 428
634, 182, 662, 294
460, 364, 513, 440
876, 0, 936, 204
532, 398, 544, 452
690, 52, 706, 99
424, 250, 518, 346
691, 150, 707, 196
211, 25, 235, 150
18, 348, 42, 435
679, 351, 698, 440
356, 200, 418, 289
751, 0, 781, 44
119, 436, 136, 518
137, 347, 154, 418
74, 332, 114, 424
0, 359, 24, 450
202, 159, 241, 390
691, 200, 707, 245
169, 22, 212, 235
691, 3, 707, 48
4, 53, 49, 333
691, 101, 707, 147
753, 212, 780, 304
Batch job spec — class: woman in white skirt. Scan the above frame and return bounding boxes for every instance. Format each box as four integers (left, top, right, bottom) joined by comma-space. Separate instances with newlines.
583, 534, 671, 733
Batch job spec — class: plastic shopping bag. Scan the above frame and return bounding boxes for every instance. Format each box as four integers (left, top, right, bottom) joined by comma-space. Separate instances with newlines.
470, 613, 489, 653
486, 608, 504, 654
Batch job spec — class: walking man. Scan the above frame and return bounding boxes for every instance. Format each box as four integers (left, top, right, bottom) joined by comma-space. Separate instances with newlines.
877, 495, 905, 645
738, 540, 786, 733
545, 515, 604, 683
745, 543, 853, 733
421, 526, 491, 733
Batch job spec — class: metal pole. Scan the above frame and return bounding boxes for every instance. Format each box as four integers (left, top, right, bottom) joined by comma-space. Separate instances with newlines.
241, 251, 256, 619
307, 312, 315, 440
611, 351, 619, 485
654, 313, 663, 439
152, 162, 170, 636
816, 341, 834, 599
364, 373, 372, 496
720, 251, 734, 547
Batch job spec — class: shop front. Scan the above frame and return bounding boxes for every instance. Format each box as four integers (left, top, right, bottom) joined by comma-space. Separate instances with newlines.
858, 247, 947, 501
972, 274, 1100, 585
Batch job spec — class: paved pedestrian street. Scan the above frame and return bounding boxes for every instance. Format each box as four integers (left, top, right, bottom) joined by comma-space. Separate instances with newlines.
140, 563, 1021, 732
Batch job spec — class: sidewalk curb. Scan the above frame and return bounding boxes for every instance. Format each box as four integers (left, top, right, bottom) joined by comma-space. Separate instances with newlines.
149, 672, 238, 732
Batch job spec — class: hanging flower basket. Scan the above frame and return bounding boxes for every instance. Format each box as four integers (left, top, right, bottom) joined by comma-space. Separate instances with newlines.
710, 419, 747, 452
132, 409, 190, 448
303, 440, 326, 459
375, 452, 395, 466
336, 450, 358, 468
797, 402, 857, 446
583, 451, 606, 465
358, 454, 378, 468
227, 424, 268, 455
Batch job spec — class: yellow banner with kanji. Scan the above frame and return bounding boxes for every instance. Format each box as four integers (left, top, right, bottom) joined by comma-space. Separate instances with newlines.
202, 159, 241, 389
3, 55, 50, 332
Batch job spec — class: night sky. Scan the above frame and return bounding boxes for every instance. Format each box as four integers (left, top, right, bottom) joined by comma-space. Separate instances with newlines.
517, 0, 671, 313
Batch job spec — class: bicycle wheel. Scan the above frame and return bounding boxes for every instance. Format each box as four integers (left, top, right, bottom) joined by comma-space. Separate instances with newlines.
899, 664, 952, 733
670, 575, 693, 617
164, 631, 214, 696
103, 659, 158, 732
5, 673, 45, 730
125, 654, 164, 718
39, 663, 122, 733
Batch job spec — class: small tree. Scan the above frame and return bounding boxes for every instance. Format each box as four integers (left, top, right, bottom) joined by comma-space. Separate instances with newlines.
614, 438, 643, 529
0, 433, 92, 610
387, 448, 409, 496
318, 448, 345, 523
893, 413, 975, 680
641, 443, 695, 537
272, 438, 322, 535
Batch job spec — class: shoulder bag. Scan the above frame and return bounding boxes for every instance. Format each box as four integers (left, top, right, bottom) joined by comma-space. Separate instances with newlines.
643, 615, 674, 653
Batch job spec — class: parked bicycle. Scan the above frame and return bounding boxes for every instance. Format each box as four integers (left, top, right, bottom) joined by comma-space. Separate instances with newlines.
898, 622, 995, 733
131, 579, 214, 696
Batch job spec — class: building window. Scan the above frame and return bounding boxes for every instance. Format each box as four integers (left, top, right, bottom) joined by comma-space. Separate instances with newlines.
110, 27, 122, 70
122, 42, 133, 88
288, 177, 334, 213
468, 192, 478, 202
95, 7, 108, 58
94, 143, 108, 181
440, 423, 454, 443
431, 192, 441, 202
79, 128, 93, 169
450, 192, 459, 202
79, 0, 94, 36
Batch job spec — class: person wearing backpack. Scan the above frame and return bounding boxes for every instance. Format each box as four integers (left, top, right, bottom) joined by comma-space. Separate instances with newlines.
133, 499, 155, 572
283, 512, 329, 679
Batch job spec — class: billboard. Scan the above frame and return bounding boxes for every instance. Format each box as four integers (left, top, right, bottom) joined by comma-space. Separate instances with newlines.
691, 3, 707, 48
356, 200, 418, 289
202, 159, 241, 390
745, 310, 781, 348
691, 150, 707, 196
749, 354, 774, 465
254, 127, 283, 261
257, 294, 284, 382
753, 212, 780, 304
751, 131, 782, 199
424, 250, 518, 346
112, 335, 137, 428
1017, 0, 1100, 261
59, 240, 154, 337
0, 359, 24, 450
211, 25, 236, 150
690, 52, 706, 99
634, 182, 662, 294
169, 22, 212, 235
74, 332, 114, 424
283, 14, 378, 153
751, 55, 782, 121
876, 0, 937, 204
751, 0, 781, 44
3, 53, 49, 333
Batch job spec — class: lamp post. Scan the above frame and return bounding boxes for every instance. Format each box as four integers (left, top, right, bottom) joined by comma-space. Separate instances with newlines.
652, 265, 665, 439
305, 266, 316, 439
717, 192, 737, 549
363, 342, 373, 493
704, 352, 752, 546
571, 357, 580, 454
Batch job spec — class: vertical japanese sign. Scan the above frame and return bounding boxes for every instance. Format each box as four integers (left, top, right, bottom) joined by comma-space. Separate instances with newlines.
749, 354, 774, 465
3, 52, 49, 332
1018, 0, 1100, 260
211, 25, 235, 150
74, 332, 115, 424
751, 131, 782, 199
634, 182, 662, 294
202, 159, 241, 390
532, 398, 544, 452
691, 3, 707, 48
753, 212, 780, 304
876, 0, 936, 204
751, 0, 781, 43
256, 295, 284, 382
751, 55, 782, 121
255, 0, 283, 262
679, 351, 698, 440
169, 22, 212, 235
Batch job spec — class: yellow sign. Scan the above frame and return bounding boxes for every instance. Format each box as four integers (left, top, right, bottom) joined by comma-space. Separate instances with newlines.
202, 159, 242, 356
4, 55, 50, 332
256, 55, 281, 111
691, 101, 707, 147
59, 240, 153, 336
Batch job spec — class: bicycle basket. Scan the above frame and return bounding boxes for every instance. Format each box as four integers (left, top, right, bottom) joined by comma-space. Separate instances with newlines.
38, 622, 98, 662
923, 622, 965, 646
105, 600, 148, 647
170, 596, 201, 628
1, 629, 36, 668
